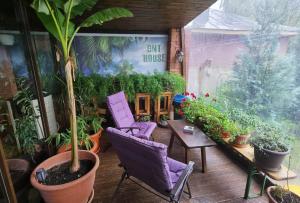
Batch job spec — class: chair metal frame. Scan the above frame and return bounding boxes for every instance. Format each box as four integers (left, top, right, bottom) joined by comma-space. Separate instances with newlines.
112, 161, 194, 203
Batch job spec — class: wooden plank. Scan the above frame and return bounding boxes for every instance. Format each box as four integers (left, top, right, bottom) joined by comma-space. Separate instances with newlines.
222, 138, 297, 180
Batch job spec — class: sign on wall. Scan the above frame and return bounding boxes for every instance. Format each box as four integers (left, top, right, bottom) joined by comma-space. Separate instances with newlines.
73, 33, 168, 75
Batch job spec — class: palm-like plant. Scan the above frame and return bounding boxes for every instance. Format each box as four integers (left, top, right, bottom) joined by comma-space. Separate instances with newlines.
31, 0, 133, 172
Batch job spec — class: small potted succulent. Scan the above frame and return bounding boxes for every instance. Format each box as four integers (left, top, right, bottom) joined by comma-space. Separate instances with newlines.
250, 126, 293, 172
159, 115, 169, 128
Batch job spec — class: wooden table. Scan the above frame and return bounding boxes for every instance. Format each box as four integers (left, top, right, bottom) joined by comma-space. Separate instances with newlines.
167, 120, 217, 173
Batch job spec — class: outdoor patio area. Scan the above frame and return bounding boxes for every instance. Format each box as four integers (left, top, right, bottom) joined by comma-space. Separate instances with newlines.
94, 127, 268, 203
1, 0, 300, 203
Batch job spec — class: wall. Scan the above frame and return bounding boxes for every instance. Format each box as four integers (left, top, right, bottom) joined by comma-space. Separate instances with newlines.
167, 28, 183, 75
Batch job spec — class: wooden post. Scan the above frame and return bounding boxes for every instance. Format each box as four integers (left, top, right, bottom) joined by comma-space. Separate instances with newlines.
0, 139, 17, 203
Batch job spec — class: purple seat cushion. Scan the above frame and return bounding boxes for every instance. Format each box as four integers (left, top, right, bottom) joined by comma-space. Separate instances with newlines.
107, 91, 135, 128
107, 91, 157, 140
107, 127, 187, 194
131, 122, 157, 140
167, 158, 186, 185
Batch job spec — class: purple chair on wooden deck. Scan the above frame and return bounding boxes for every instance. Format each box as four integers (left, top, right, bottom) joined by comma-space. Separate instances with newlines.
107, 91, 156, 140
107, 127, 194, 203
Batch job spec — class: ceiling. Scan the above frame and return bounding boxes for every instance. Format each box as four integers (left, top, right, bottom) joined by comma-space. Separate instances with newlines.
1, 0, 216, 33
87, 0, 216, 33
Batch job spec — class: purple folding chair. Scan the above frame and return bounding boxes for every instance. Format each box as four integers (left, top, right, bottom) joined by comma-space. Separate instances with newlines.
107, 91, 157, 140
107, 127, 194, 203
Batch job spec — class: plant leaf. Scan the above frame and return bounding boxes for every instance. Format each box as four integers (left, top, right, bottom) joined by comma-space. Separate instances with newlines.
36, 12, 60, 40
31, 0, 49, 15
65, 0, 98, 18
80, 8, 133, 28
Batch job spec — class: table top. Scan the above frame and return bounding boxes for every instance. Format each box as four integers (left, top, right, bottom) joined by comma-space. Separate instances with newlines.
167, 120, 217, 148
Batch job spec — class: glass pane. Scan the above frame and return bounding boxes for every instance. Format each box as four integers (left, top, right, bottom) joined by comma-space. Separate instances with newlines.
185, 0, 300, 184
0, 1, 41, 203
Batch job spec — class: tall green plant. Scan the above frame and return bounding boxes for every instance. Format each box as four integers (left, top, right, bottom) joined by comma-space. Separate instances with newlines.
31, 0, 133, 172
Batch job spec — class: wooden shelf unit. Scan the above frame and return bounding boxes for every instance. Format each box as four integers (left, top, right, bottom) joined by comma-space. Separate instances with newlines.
135, 93, 151, 120
154, 92, 172, 123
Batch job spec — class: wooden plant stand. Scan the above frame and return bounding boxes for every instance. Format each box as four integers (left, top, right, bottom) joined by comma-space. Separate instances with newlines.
154, 92, 172, 123
135, 93, 151, 120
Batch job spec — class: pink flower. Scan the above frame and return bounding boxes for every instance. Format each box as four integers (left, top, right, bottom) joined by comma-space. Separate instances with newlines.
205, 93, 209, 97
182, 98, 187, 102
184, 92, 189, 96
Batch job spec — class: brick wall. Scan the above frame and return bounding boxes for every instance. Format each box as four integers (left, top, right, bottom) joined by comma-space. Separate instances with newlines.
167, 28, 183, 75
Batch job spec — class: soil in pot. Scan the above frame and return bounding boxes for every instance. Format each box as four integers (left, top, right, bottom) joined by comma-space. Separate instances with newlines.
43, 160, 94, 185
268, 187, 300, 203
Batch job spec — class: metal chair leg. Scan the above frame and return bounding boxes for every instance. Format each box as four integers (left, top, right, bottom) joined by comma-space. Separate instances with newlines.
111, 171, 127, 202
186, 181, 192, 198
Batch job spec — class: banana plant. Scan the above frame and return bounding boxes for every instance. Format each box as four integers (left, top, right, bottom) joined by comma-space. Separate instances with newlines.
31, 0, 133, 172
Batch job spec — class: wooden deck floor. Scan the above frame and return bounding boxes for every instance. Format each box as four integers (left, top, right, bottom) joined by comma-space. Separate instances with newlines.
92, 127, 268, 203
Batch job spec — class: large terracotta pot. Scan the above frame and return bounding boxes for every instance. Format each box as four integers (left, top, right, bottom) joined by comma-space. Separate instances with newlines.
254, 146, 290, 172
31, 150, 99, 203
57, 129, 103, 154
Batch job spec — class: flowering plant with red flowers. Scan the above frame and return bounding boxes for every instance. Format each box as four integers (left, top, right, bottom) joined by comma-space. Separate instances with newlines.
176, 91, 197, 120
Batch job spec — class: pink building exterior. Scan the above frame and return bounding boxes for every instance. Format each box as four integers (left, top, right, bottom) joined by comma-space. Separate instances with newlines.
184, 8, 299, 96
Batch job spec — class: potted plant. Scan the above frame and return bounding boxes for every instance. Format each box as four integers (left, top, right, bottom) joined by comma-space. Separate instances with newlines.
30, 1, 132, 202
250, 126, 293, 172
159, 115, 169, 128
229, 124, 252, 148
48, 116, 105, 154
266, 156, 300, 202
139, 115, 152, 122
267, 185, 300, 203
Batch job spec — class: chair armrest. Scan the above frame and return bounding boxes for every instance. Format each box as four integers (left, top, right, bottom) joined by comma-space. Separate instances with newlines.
170, 161, 194, 200
117, 126, 141, 135
117, 127, 141, 130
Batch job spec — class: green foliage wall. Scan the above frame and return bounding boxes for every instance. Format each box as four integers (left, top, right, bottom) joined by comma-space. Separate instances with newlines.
74, 72, 186, 106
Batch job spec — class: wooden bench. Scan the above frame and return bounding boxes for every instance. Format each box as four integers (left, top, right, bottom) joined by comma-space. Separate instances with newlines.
222, 138, 297, 199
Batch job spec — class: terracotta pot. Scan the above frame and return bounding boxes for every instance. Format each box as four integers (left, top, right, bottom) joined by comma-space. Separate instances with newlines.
57, 129, 103, 154
254, 146, 290, 172
232, 134, 250, 148
221, 131, 230, 139
30, 150, 99, 203
267, 186, 278, 203
89, 129, 103, 154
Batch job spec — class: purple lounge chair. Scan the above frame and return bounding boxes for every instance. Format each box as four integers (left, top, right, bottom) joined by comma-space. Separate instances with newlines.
107, 91, 157, 140
107, 127, 194, 203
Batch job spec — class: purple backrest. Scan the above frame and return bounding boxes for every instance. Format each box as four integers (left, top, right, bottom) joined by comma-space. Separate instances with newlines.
107, 91, 135, 128
106, 127, 173, 193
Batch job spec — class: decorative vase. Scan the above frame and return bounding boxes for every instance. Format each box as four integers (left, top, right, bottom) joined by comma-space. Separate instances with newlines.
30, 150, 99, 203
